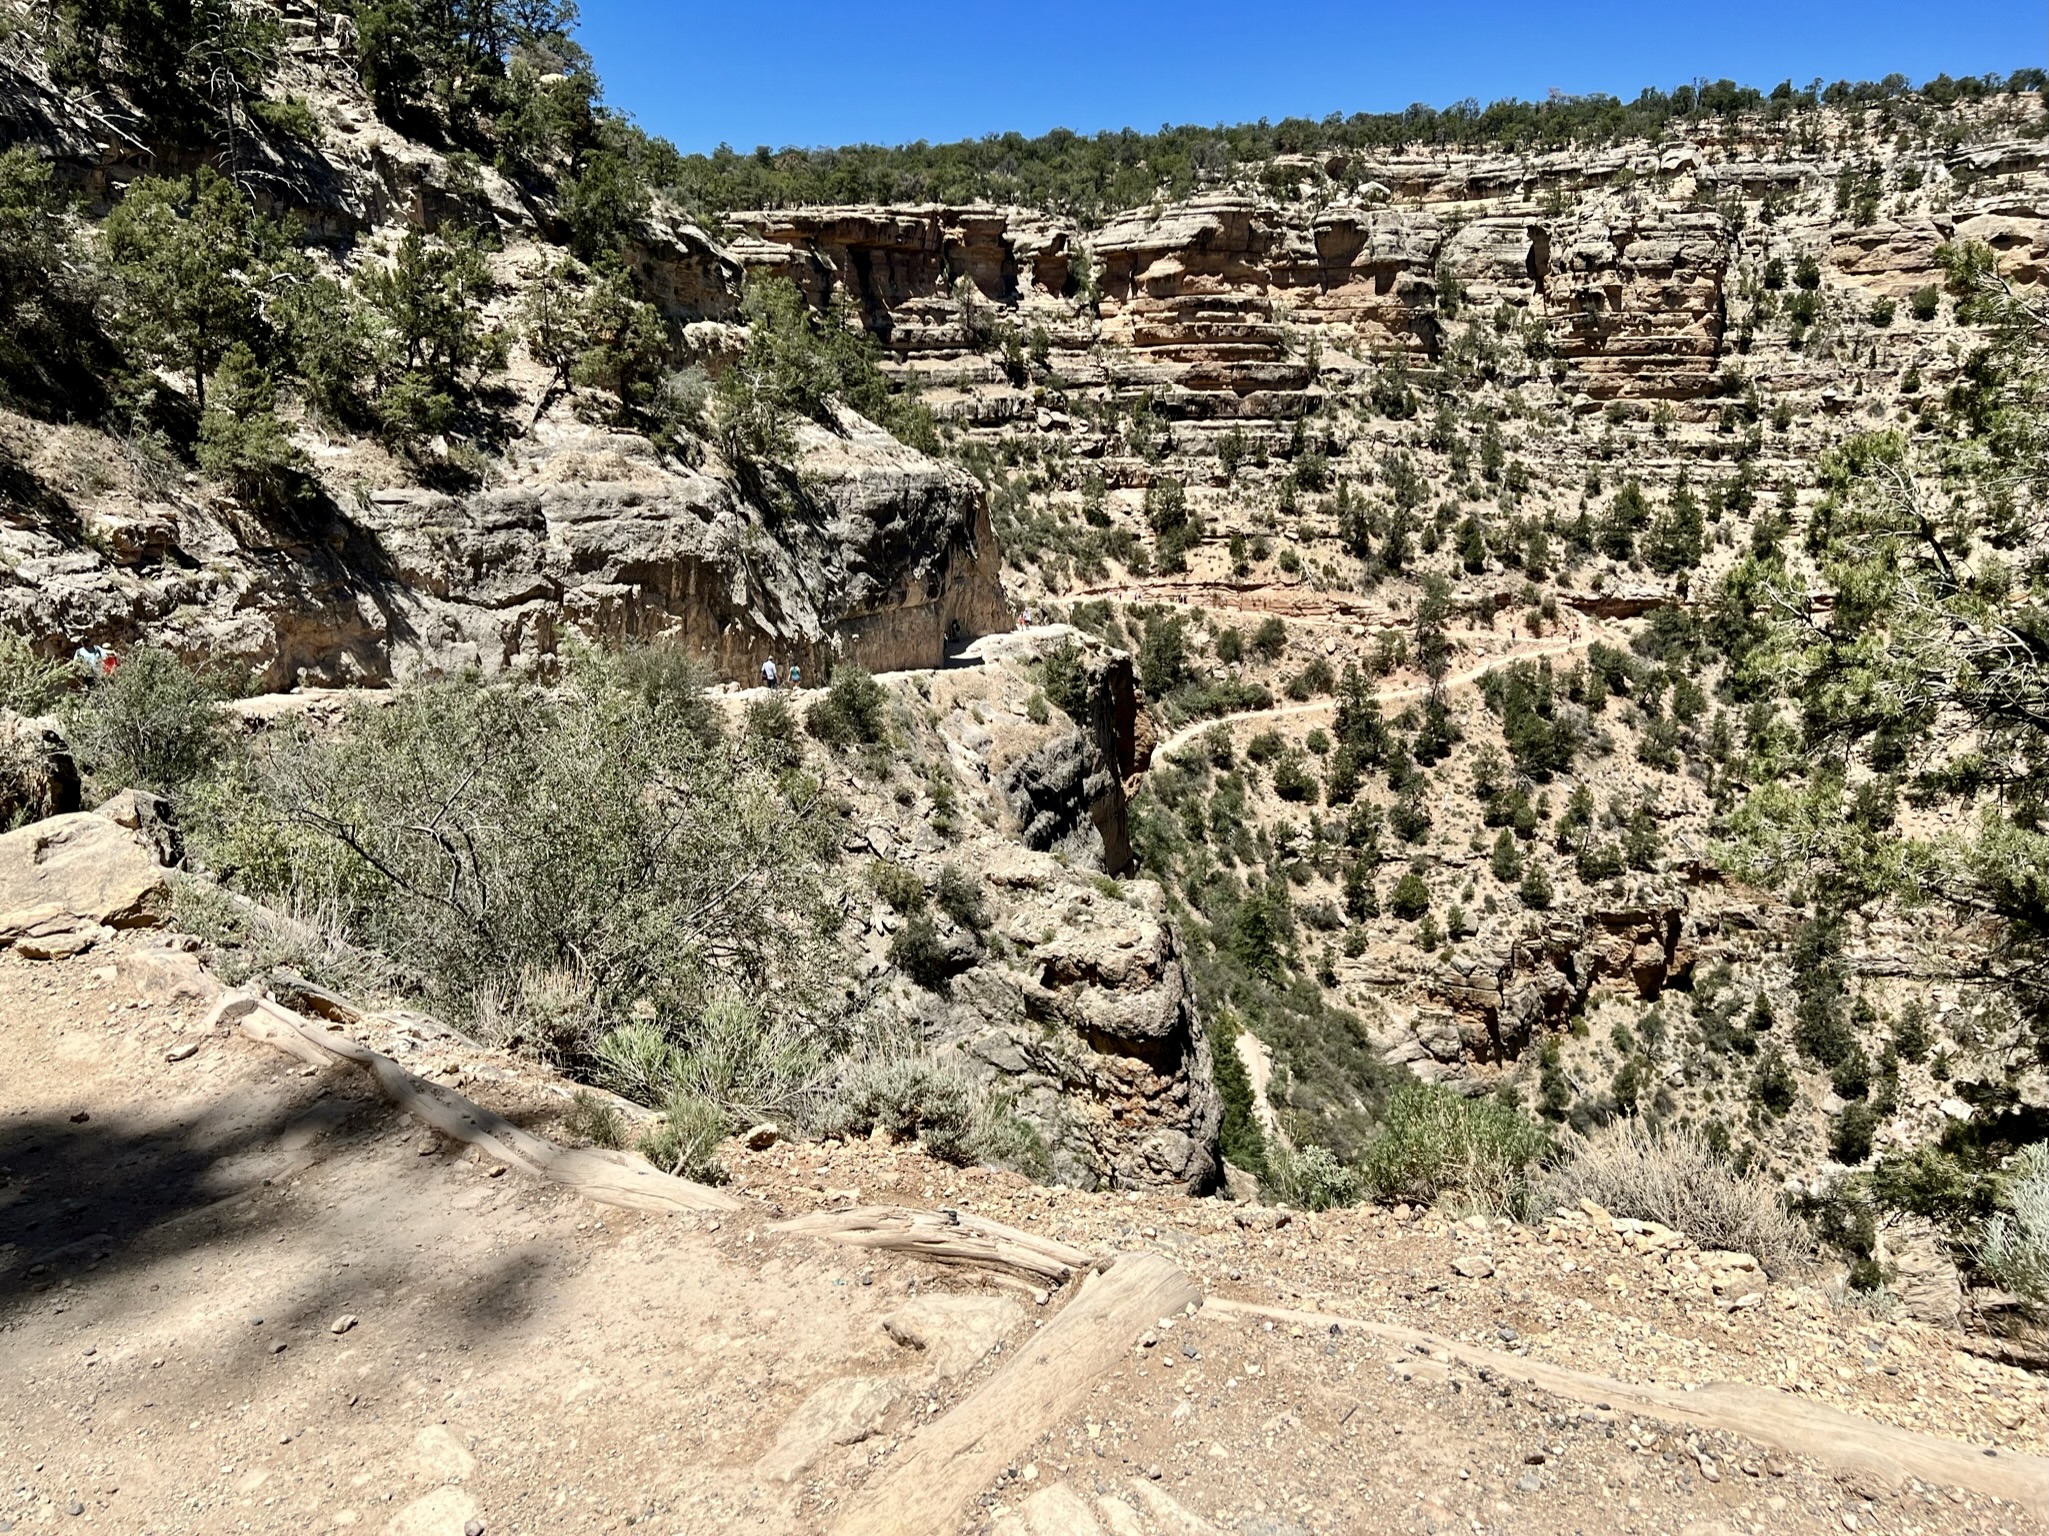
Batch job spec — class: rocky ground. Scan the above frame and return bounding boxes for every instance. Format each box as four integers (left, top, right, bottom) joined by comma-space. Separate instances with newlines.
3, 929, 2044, 1536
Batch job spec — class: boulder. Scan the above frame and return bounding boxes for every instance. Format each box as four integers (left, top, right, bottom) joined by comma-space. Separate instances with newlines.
0, 710, 80, 826
1878, 1217, 1963, 1329
0, 800, 178, 942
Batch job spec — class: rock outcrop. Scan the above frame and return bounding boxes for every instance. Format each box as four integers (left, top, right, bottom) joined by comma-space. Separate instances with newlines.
0, 411, 1009, 688
0, 790, 180, 958
826, 645, 1220, 1194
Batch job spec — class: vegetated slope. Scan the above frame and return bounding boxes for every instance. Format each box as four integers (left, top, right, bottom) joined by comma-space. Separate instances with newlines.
713, 80, 2049, 1316
0, 0, 1006, 685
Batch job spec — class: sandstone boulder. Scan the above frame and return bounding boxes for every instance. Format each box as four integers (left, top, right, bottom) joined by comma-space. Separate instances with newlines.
0, 799, 178, 945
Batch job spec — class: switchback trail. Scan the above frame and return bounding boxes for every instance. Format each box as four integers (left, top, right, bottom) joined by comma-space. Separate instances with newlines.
1153, 622, 1603, 760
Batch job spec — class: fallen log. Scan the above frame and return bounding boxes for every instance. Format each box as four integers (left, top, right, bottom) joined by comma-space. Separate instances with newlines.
213, 992, 742, 1214
770, 1204, 1095, 1283
834, 1252, 1200, 1536
1206, 1298, 2049, 1520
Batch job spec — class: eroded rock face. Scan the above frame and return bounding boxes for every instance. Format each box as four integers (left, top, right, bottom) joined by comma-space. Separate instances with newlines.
969, 869, 1221, 1193
732, 180, 1742, 412
1390, 878, 1743, 1071
837, 651, 1220, 1195
0, 412, 1009, 688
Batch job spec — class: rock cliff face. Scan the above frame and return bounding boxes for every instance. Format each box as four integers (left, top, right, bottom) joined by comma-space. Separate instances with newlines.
730, 182, 1736, 410
817, 640, 1220, 1194
0, 410, 1008, 687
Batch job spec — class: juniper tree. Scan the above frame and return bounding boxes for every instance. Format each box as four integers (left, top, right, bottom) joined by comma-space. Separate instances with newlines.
1727, 241, 2049, 1059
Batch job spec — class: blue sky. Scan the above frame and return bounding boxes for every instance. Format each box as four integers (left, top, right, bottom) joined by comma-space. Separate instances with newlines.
574, 0, 2043, 155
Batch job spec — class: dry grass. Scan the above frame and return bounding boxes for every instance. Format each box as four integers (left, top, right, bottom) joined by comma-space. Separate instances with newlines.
1536, 1119, 1810, 1277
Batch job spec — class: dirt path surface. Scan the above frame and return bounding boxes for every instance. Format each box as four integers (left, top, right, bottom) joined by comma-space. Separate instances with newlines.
4, 937, 2045, 1536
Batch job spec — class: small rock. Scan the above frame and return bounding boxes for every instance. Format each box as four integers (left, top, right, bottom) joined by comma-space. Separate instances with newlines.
1146, 1466, 1163, 1481
1452, 1255, 1495, 1279
270, 1341, 287, 1354
68, 1111, 89, 1124
330, 1314, 359, 1336
743, 1122, 782, 1151
165, 1043, 198, 1063
1515, 1472, 1541, 1492
68, 1502, 86, 1517
465, 1522, 486, 1536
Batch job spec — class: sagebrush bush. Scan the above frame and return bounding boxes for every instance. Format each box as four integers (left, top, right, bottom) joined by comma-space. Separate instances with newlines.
188, 644, 838, 1081
1360, 1083, 1549, 1214
1538, 1120, 1809, 1276
0, 628, 71, 716
1977, 1141, 2049, 1307
818, 1057, 1042, 1172
63, 648, 236, 798
636, 1090, 730, 1184
1269, 1143, 1363, 1211
805, 668, 891, 748
563, 1089, 629, 1149
590, 994, 824, 1125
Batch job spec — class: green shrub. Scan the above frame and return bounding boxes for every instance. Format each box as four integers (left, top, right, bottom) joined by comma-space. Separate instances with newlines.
1245, 729, 1284, 764
1271, 1143, 1363, 1211
636, 1090, 730, 1184
1976, 1142, 2049, 1307
1251, 616, 1288, 660
805, 668, 891, 748
590, 993, 822, 1126
868, 859, 926, 914
1360, 1082, 1549, 1214
248, 93, 322, 144
889, 914, 965, 991
934, 863, 988, 932
193, 653, 832, 1069
1270, 753, 1318, 803
1908, 283, 1941, 322
63, 648, 234, 798
742, 694, 804, 768
1039, 639, 1093, 722
1829, 1101, 1881, 1164
1538, 1120, 1808, 1276
1390, 870, 1431, 920
817, 1057, 1022, 1166
0, 628, 71, 716
197, 345, 309, 510
564, 1089, 629, 1149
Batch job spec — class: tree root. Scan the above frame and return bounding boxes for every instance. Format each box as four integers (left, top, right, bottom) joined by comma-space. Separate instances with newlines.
213, 991, 742, 1214
833, 1252, 1200, 1536
770, 1204, 1097, 1283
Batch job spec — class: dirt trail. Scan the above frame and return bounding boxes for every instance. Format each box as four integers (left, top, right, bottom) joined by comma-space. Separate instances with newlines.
1155, 625, 1600, 759
4, 937, 2045, 1536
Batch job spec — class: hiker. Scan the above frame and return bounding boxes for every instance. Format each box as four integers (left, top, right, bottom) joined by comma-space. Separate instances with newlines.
760, 658, 778, 688
789, 662, 802, 690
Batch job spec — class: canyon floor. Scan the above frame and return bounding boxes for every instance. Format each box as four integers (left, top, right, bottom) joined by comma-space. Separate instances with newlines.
3, 935, 2046, 1536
